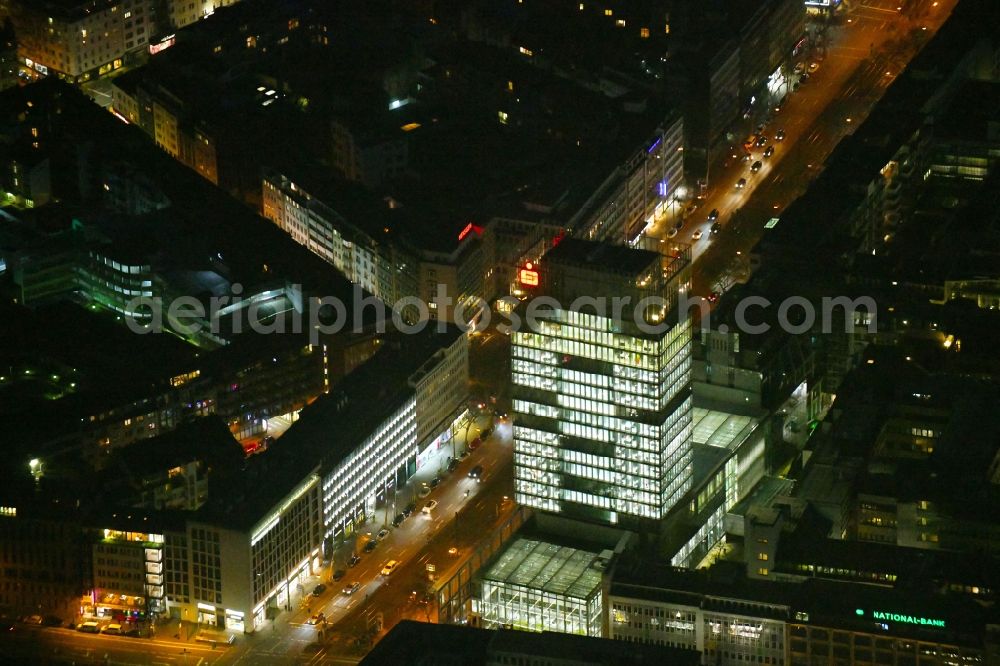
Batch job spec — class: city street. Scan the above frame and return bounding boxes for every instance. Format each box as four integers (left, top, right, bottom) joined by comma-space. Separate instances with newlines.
0, 624, 223, 665
224, 418, 516, 665
0, 1, 959, 663
647, 0, 956, 296
0, 419, 515, 666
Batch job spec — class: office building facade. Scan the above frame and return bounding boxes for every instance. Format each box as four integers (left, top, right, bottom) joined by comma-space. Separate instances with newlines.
572, 114, 685, 244
8, 0, 157, 81
512, 239, 694, 528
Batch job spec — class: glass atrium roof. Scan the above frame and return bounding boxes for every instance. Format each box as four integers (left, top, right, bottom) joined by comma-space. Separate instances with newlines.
482, 539, 604, 600
692, 407, 756, 449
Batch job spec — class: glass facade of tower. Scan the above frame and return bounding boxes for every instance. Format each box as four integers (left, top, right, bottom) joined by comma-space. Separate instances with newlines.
512, 308, 693, 522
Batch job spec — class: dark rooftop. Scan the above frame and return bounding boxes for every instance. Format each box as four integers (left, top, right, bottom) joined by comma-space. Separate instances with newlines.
544, 238, 661, 277
361, 619, 701, 666
199, 326, 464, 531
109, 416, 244, 480
612, 558, 996, 648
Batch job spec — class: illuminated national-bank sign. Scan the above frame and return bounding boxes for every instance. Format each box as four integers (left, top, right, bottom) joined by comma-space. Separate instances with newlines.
855, 608, 945, 628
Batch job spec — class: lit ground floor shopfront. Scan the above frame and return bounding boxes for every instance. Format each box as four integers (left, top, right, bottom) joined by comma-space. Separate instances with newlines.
250, 549, 322, 632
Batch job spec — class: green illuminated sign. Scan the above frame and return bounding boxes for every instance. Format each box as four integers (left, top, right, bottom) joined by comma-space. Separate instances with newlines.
854, 609, 945, 628
765, 217, 780, 229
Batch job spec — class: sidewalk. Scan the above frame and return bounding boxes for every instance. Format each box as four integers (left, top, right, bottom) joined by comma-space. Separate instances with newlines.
370, 410, 495, 529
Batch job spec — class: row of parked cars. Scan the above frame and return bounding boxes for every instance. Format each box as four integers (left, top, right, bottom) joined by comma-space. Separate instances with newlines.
76, 620, 143, 637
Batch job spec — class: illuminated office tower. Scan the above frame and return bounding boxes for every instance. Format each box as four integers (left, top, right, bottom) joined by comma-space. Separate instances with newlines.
511, 238, 693, 527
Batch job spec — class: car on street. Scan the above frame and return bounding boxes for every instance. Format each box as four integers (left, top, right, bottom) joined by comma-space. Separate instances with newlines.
666, 227, 678, 238
403, 502, 416, 517
447, 458, 459, 472
393, 512, 405, 527
376, 528, 390, 541
751, 161, 762, 173
741, 152, 752, 163
381, 560, 400, 576
78, 621, 99, 633
306, 613, 325, 625
102, 623, 123, 635
735, 177, 747, 189
707, 291, 721, 303
708, 209, 720, 222
692, 229, 703, 241
363, 539, 378, 553
799, 72, 810, 83
793, 62, 805, 74
469, 437, 482, 450
422, 499, 438, 516
755, 135, 768, 148
23, 615, 43, 625
348, 554, 361, 567
312, 583, 327, 596
418, 484, 431, 498
764, 146, 775, 158
711, 221, 722, 235
673, 219, 683, 231
124, 628, 142, 638
342, 582, 361, 595
775, 129, 786, 141
808, 61, 820, 73
469, 464, 484, 480
332, 569, 346, 581
685, 203, 699, 217
430, 476, 442, 488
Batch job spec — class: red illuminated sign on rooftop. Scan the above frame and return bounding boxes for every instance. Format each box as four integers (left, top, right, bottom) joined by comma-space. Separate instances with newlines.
519, 262, 539, 287
458, 223, 483, 242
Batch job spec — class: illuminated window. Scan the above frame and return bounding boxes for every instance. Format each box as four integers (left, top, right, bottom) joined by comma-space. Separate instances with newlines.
616, 19, 625, 27
519, 46, 533, 57
640, 27, 650, 38
758, 552, 769, 561
81, 29, 87, 38
757, 567, 769, 576
498, 111, 509, 125
507, 80, 514, 92
124, 11, 132, 18
665, 23, 670, 34
604, 8, 613, 16
579, 2, 584, 9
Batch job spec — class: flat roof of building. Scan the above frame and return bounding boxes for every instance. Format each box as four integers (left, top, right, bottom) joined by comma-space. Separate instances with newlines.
361, 619, 701, 665
482, 538, 604, 601
611, 559, 996, 645
692, 407, 756, 449
199, 326, 463, 532
489, 627, 700, 665
110, 417, 244, 479
544, 238, 661, 277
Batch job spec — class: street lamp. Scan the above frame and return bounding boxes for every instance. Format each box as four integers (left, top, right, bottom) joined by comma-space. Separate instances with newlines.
29, 458, 43, 482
